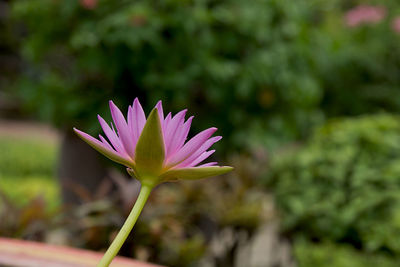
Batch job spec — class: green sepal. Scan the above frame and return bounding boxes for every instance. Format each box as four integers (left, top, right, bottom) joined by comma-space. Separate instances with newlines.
135, 108, 165, 179
159, 166, 233, 182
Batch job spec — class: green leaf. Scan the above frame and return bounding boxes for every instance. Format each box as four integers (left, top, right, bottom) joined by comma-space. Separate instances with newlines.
160, 166, 233, 181
135, 108, 165, 178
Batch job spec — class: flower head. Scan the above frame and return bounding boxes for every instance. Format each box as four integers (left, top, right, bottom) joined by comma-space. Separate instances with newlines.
392, 17, 400, 34
345, 5, 386, 27
80, 0, 97, 10
74, 99, 232, 186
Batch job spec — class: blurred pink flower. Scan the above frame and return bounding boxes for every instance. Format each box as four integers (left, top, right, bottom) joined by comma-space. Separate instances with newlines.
392, 17, 400, 33
74, 98, 232, 184
345, 5, 386, 27
80, 0, 97, 10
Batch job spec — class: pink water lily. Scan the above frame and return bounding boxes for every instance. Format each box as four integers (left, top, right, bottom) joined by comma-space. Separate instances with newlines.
345, 5, 386, 27
74, 98, 232, 267
74, 98, 232, 186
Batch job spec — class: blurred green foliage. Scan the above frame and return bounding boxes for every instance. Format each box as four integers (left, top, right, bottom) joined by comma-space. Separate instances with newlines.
9, 0, 400, 152
312, 1, 400, 116
0, 194, 55, 240
266, 114, 400, 255
0, 137, 57, 177
295, 241, 399, 267
0, 136, 58, 242
0, 137, 59, 206
0, 176, 58, 206
10, 0, 327, 151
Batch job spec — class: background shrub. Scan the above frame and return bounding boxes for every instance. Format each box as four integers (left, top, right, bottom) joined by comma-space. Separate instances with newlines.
265, 114, 400, 255
0, 136, 59, 206
10, 0, 328, 152
295, 241, 399, 267
0, 136, 57, 177
9, 0, 400, 154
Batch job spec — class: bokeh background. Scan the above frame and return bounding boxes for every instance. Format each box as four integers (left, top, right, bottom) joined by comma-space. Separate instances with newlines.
1, 0, 400, 266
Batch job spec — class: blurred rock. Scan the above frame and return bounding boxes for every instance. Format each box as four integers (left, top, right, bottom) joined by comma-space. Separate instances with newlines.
199, 222, 295, 267
235, 222, 295, 267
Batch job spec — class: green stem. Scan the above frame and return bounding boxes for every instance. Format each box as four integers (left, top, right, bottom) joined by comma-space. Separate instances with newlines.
97, 183, 153, 267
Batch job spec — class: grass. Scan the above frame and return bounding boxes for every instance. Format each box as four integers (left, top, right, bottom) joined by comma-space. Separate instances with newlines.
0, 136, 60, 207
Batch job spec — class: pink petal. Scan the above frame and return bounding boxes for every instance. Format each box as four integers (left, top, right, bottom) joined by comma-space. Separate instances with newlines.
166, 127, 217, 167
74, 129, 108, 151
162, 112, 172, 147
74, 128, 133, 167
164, 110, 187, 155
164, 113, 172, 131
186, 150, 216, 167
109, 101, 135, 158
175, 136, 221, 167
168, 116, 193, 157
128, 98, 146, 144
98, 115, 127, 156
127, 106, 135, 141
155, 100, 164, 129
99, 135, 113, 150
196, 162, 218, 167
